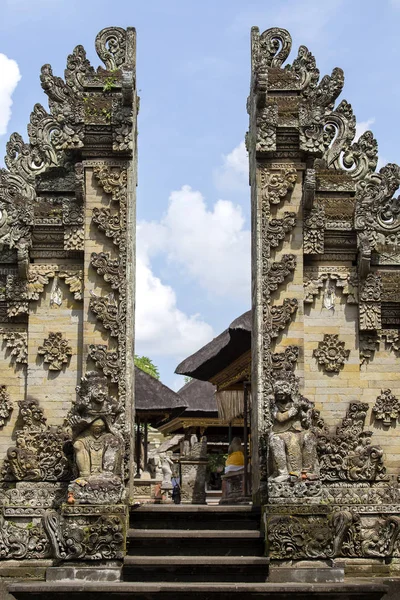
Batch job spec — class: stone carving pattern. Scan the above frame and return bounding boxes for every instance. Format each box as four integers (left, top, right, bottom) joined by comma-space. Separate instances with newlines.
260, 167, 297, 204
268, 254, 296, 292
316, 402, 386, 482
88, 344, 120, 383
91, 165, 128, 424
44, 510, 124, 560
359, 333, 379, 365
1, 330, 28, 365
267, 509, 354, 559
271, 345, 299, 371
304, 204, 325, 254
271, 298, 298, 338
267, 212, 297, 247
38, 332, 73, 371
2, 398, 72, 481
0, 385, 13, 428
372, 389, 400, 427
0, 515, 50, 559
304, 267, 358, 304
359, 273, 382, 331
313, 334, 350, 373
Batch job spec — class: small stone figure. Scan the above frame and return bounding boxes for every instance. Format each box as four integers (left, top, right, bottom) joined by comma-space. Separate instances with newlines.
269, 378, 319, 482
66, 372, 124, 504
73, 418, 123, 481
160, 451, 174, 488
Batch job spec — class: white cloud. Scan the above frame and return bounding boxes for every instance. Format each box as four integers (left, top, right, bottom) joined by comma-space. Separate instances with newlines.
355, 118, 375, 141
135, 143, 252, 359
142, 184, 251, 300
135, 224, 214, 357
214, 140, 249, 193
0, 54, 21, 136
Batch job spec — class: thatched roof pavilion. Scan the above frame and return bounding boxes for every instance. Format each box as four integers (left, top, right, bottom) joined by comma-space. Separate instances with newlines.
175, 311, 251, 381
135, 365, 187, 420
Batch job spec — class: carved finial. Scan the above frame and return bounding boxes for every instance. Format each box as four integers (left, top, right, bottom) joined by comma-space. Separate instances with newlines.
258, 27, 292, 68
95, 27, 128, 70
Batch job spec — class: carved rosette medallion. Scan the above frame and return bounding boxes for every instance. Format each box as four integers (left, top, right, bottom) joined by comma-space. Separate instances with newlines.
313, 334, 350, 373
372, 389, 400, 427
37, 332, 73, 370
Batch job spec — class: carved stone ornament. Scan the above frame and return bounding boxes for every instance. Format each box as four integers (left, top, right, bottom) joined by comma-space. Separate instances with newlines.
256, 103, 278, 152
89, 291, 121, 337
316, 402, 386, 482
37, 332, 73, 371
0, 384, 13, 428
44, 509, 125, 560
304, 204, 325, 254
88, 344, 120, 382
2, 397, 72, 482
271, 345, 299, 371
0, 330, 28, 365
93, 165, 127, 204
304, 267, 358, 305
271, 298, 298, 338
260, 167, 297, 204
359, 332, 379, 365
372, 389, 400, 427
359, 273, 382, 331
313, 334, 350, 373
268, 254, 296, 292
267, 509, 354, 559
267, 212, 297, 247
91, 252, 122, 289
0, 515, 50, 559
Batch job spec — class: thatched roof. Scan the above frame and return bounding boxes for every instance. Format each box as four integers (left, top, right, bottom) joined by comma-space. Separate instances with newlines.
135, 366, 187, 414
175, 310, 251, 381
178, 378, 217, 414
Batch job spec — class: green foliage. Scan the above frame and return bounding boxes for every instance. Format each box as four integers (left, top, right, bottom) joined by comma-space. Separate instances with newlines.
134, 355, 160, 380
184, 376, 192, 384
103, 70, 119, 92
207, 453, 227, 474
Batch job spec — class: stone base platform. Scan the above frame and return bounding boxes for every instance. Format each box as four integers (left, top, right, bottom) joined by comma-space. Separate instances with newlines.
6, 580, 388, 600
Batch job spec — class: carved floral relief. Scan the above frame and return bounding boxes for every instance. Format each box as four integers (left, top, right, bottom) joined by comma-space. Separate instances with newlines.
313, 334, 350, 373
37, 332, 73, 371
372, 389, 400, 427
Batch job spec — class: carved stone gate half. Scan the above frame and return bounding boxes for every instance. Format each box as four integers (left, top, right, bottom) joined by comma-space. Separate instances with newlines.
0, 26, 137, 564
249, 26, 400, 575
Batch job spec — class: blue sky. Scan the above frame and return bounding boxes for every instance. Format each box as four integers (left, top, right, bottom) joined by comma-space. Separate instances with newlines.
1, 0, 400, 389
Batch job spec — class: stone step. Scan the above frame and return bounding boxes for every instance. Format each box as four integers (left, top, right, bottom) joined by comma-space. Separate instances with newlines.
128, 528, 263, 538
129, 505, 261, 530
123, 555, 270, 583
6, 580, 388, 600
126, 528, 264, 556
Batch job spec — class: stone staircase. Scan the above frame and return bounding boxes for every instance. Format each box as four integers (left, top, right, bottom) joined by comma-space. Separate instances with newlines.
124, 504, 267, 583
6, 505, 389, 600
